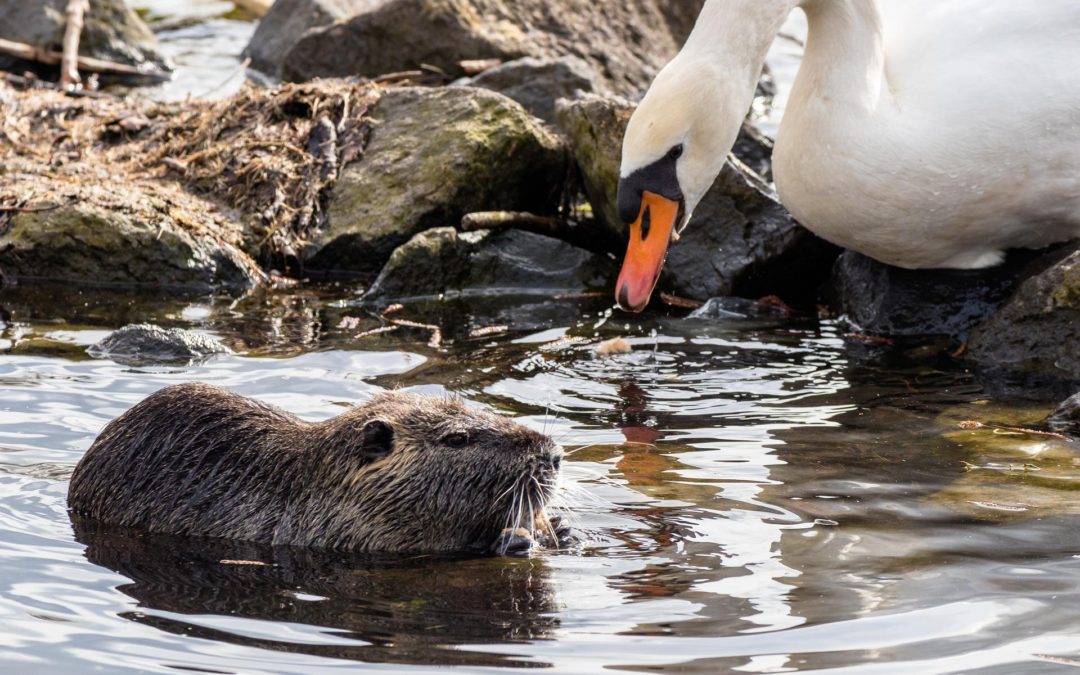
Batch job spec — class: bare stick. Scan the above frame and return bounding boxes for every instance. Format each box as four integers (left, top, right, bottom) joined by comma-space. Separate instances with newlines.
460, 211, 563, 235
0, 38, 170, 82
61, 0, 89, 89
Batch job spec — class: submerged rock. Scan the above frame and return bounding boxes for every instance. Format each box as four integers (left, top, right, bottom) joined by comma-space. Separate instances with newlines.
555, 94, 837, 303
308, 87, 566, 276
88, 324, 232, 365
365, 226, 611, 300
0, 0, 169, 72
968, 247, 1080, 383
282, 0, 704, 95
464, 56, 605, 124
1049, 394, 1080, 436
244, 0, 384, 77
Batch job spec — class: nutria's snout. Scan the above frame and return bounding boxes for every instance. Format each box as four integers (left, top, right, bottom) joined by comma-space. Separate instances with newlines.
68, 384, 570, 556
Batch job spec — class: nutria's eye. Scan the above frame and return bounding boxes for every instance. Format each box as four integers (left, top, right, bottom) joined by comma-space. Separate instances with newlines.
442, 432, 470, 448
668, 144, 684, 160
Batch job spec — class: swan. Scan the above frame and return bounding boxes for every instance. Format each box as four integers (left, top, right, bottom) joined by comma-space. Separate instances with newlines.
614, 0, 1080, 312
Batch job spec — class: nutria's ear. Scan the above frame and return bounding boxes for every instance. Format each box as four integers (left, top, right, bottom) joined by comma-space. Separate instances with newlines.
360, 420, 394, 461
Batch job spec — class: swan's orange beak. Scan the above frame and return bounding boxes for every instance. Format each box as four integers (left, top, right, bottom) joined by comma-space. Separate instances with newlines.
615, 192, 681, 313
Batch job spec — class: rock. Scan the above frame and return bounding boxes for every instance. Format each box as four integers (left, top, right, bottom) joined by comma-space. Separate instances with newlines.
244, 0, 384, 77
555, 94, 837, 303
968, 247, 1080, 383
0, 180, 265, 293
87, 324, 231, 365
0, 0, 169, 72
282, 0, 705, 96
308, 87, 566, 276
465, 56, 605, 124
1049, 394, 1080, 435
825, 251, 1049, 338
365, 226, 612, 300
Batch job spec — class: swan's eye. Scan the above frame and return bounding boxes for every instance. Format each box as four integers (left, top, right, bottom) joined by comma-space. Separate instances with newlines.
668, 144, 684, 160
442, 432, 470, 448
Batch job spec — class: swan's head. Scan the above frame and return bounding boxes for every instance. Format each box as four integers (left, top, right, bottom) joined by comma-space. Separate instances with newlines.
615, 56, 761, 313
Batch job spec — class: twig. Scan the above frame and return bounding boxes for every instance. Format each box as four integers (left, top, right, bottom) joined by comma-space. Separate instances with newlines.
61, 0, 89, 89
0, 37, 171, 82
460, 211, 563, 236
958, 420, 1074, 443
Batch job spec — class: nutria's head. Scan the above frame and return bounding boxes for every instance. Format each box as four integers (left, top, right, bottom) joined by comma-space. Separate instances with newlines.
301, 392, 563, 554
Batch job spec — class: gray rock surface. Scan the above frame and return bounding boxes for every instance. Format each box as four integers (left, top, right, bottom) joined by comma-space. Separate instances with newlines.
1049, 393, 1080, 435
244, 0, 384, 77
88, 324, 232, 365
0, 0, 169, 71
365, 226, 611, 300
968, 247, 1080, 381
307, 87, 566, 276
555, 94, 837, 303
282, 0, 705, 95
466, 56, 604, 124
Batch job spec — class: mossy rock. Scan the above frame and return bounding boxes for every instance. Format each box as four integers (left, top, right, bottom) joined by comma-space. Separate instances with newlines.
0, 197, 263, 292
308, 87, 567, 276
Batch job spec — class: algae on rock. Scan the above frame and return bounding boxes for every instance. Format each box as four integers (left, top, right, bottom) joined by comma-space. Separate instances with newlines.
310, 87, 567, 275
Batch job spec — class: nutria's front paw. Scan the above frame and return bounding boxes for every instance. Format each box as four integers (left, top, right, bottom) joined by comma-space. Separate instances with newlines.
546, 515, 576, 548
492, 527, 536, 556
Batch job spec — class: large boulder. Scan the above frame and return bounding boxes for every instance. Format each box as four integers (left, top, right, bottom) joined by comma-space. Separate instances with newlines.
0, 0, 169, 72
307, 87, 567, 276
0, 177, 264, 292
555, 94, 837, 303
365, 226, 611, 300
968, 247, 1080, 383
244, 0, 384, 77
282, 0, 705, 96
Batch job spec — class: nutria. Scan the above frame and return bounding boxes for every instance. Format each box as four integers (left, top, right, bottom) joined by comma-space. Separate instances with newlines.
68, 383, 565, 554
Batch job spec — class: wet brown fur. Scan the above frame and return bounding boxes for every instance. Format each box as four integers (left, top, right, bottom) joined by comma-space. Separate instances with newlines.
68, 383, 561, 553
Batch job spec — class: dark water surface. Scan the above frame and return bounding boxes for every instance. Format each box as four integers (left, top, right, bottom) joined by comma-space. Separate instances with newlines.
1, 284, 1079, 674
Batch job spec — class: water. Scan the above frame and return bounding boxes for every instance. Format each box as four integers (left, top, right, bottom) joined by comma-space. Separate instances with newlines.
4, 5, 1080, 674
2, 284, 1078, 673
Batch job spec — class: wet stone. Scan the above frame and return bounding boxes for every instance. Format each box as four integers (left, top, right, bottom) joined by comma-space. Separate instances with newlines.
87, 324, 232, 366
968, 245, 1080, 385
1049, 394, 1080, 436
364, 226, 612, 301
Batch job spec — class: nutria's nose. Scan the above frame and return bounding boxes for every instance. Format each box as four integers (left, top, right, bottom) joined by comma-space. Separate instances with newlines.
543, 446, 563, 473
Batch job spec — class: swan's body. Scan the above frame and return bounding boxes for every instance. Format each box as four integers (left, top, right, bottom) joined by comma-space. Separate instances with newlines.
615, 0, 1080, 311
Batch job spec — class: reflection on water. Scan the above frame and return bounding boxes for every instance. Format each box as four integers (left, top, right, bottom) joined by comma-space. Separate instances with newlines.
2, 282, 1080, 673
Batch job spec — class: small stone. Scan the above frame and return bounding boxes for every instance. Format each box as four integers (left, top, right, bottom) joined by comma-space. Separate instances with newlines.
87, 324, 232, 366
1049, 394, 1080, 436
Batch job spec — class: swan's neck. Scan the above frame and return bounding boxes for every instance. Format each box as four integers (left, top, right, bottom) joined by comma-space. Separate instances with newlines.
795, 0, 889, 111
